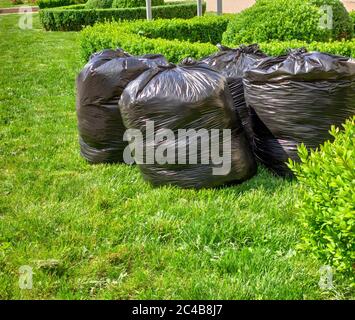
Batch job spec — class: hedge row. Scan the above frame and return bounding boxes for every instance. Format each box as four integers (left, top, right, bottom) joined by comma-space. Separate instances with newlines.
38, 0, 165, 9
118, 15, 233, 45
39, 2, 206, 31
80, 21, 217, 63
37, 0, 86, 9
112, 0, 165, 8
86, 0, 114, 8
259, 39, 355, 57
79, 18, 355, 63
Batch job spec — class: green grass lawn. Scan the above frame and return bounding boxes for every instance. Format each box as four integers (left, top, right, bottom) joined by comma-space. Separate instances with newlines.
0, 14, 350, 300
0, 0, 14, 8
0, 0, 24, 8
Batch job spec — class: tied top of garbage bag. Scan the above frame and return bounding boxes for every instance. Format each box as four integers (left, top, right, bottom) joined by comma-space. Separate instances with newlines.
76, 48, 168, 164
201, 44, 266, 143
245, 48, 355, 82
202, 44, 268, 77
119, 58, 256, 188
88, 48, 130, 64
120, 57, 242, 131
78, 49, 168, 103
243, 48, 355, 177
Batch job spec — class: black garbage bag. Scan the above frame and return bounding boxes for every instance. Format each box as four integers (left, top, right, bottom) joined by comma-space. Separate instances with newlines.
76, 48, 168, 163
243, 48, 355, 176
119, 58, 257, 189
202, 44, 268, 143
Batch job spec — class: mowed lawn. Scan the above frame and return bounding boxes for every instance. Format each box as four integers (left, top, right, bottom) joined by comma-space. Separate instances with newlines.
0, 14, 346, 300
0, 0, 23, 8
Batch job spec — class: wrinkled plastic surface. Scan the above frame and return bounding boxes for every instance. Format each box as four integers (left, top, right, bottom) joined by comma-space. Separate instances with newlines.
202, 44, 267, 142
76, 48, 168, 163
119, 59, 257, 188
244, 49, 355, 176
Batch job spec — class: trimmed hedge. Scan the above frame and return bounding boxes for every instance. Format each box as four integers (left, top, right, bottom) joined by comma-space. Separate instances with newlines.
37, 0, 85, 9
288, 116, 355, 277
39, 2, 206, 31
120, 15, 233, 44
85, 0, 113, 9
258, 39, 355, 57
112, 0, 165, 8
222, 0, 353, 46
79, 17, 355, 64
351, 11, 355, 33
80, 20, 217, 63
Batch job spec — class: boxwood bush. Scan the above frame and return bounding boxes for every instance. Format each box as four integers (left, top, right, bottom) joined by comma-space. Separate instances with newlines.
79, 17, 355, 63
37, 0, 85, 9
122, 15, 233, 44
40, 2, 206, 31
309, 0, 354, 39
222, 0, 353, 46
112, 0, 164, 8
258, 39, 355, 57
85, 0, 113, 9
79, 19, 219, 63
350, 11, 355, 33
288, 117, 355, 279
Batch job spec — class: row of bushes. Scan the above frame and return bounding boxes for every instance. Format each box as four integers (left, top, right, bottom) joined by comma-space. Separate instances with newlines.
112, 0, 164, 7
222, 0, 354, 45
37, 0, 164, 8
80, 21, 216, 63
259, 39, 355, 57
37, 0, 85, 9
79, 17, 355, 63
39, 1, 205, 31
118, 15, 233, 45
85, 0, 165, 8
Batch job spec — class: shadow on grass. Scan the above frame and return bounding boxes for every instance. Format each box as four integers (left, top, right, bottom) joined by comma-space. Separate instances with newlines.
220, 164, 294, 196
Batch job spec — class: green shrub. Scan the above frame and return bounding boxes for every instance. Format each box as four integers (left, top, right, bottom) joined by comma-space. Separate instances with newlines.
309, 0, 353, 39
350, 11, 355, 33
37, 0, 85, 9
79, 17, 355, 65
288, 117, 355, 279
112, 0, 164, 8
222, 0, 353, 46
39, 2, 206, 31
121, 15, 233, 44
79, 20, 217, 63
86, 0, 113, 9
258, 40, 355, 57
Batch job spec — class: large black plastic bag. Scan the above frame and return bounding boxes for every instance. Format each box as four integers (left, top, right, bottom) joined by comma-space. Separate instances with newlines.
119, 58, 257, 188
202, 44, 267, 143
76, 49, 168, 163
244, 49, 355, 176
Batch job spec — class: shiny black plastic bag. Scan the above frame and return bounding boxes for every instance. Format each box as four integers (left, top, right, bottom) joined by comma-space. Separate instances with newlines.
119, 58, 257, 189
202, 44, 267, 142
244, 49, 355, 176
76, 49, 168, 163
